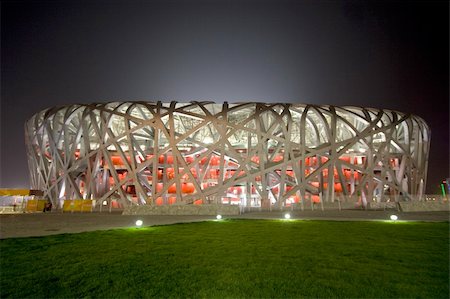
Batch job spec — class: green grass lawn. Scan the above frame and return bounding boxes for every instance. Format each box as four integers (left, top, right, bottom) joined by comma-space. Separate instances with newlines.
1, 219, 448, 298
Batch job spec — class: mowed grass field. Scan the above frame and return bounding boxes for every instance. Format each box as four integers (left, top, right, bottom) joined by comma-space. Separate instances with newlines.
1, 219, 448, 298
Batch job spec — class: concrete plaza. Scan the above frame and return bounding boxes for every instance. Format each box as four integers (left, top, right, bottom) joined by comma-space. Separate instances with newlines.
0, 210, 448, 239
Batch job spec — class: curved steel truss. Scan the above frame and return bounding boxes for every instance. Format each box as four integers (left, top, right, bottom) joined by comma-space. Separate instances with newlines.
25, 101, 430, 209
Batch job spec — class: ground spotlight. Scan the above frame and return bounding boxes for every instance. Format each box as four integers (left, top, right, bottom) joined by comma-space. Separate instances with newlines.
216, 214, 222, 220
135, 220, 143, 227
284, 213, 291, 219
390, 215, 398, 221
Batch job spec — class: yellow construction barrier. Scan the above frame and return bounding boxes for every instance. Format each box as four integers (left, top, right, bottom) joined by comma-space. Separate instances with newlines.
63, 200, 93, 212
0, 189, 30, 196
25, 199, 47, 212
62, 200, 72, 212
81, 200, 93, 212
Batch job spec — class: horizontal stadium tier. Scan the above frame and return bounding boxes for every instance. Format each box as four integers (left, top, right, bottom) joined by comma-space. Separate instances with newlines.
25, 101, 430, 209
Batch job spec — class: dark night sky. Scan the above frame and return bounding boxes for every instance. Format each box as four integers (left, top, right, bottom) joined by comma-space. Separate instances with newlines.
1, 0, 448, 193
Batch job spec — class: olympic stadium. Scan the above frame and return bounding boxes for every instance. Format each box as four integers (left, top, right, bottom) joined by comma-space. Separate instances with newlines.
25, 101, 430, 210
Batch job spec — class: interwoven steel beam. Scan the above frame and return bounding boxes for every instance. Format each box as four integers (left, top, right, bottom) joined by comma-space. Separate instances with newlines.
25, 101, 430, 209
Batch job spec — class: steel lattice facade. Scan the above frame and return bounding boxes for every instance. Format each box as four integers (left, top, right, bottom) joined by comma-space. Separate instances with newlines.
25, 102, 430, 209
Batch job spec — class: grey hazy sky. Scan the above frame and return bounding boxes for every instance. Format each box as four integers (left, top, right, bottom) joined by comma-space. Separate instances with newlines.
1, 0, 448, 192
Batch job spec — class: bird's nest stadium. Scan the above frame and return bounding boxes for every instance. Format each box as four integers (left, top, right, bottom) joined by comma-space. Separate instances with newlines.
25, 101, 430, 210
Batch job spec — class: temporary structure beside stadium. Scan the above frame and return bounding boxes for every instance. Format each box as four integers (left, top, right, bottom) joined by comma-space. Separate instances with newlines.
25, 101, 430, 209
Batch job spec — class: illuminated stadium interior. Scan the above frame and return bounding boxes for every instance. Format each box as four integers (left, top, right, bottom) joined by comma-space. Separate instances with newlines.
25, 102, 430, 209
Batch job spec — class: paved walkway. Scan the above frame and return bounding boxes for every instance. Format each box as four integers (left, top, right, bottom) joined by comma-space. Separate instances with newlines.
0, 210, 448, 239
